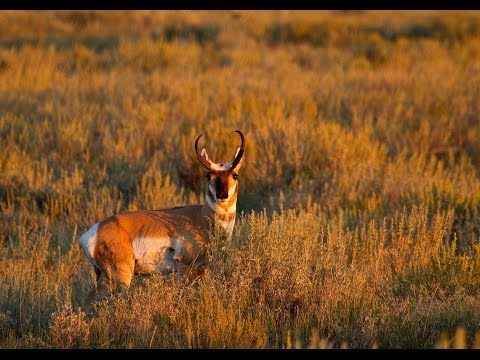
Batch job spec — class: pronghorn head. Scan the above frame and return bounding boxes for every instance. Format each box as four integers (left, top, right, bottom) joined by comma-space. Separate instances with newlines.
195, 130, 245, 203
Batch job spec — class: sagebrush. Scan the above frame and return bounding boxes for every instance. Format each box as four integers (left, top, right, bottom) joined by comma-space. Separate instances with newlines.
1, 10, 480, 348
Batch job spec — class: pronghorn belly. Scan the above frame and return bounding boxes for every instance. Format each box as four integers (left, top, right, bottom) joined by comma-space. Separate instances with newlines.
80, 223, 100, 268
132, 237, 176, 275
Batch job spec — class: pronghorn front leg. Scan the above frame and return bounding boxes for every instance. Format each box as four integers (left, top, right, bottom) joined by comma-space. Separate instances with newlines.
172, 243, 208, 283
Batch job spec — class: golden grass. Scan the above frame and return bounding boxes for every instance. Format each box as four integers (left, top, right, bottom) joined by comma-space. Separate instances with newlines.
1, 10, 480, 348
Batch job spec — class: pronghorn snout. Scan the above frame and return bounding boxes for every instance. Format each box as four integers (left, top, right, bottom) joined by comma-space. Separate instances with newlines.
217, 191, 228, 200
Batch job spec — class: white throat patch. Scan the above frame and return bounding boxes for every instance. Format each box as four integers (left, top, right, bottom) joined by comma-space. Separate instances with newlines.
216, 217, 236, 237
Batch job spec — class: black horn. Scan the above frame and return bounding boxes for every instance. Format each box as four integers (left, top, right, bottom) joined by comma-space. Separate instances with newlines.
230, 130, 245, 170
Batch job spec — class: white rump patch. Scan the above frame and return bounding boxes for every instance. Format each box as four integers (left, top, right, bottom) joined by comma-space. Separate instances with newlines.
80, 223, 99, 268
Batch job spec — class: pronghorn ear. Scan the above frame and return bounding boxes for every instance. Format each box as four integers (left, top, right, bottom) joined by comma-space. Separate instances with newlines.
200, 148, 213, 164
232, 146, 243, 171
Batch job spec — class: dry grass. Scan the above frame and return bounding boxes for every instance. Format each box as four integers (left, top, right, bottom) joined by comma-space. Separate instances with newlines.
1, 10, 480, 348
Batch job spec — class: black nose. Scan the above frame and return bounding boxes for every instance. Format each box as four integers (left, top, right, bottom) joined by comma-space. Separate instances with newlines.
217, 192, 228, 200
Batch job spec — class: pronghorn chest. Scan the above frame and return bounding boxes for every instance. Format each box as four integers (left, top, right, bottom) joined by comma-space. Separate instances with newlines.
214, 217, 236, 238
204, 196, 237, 238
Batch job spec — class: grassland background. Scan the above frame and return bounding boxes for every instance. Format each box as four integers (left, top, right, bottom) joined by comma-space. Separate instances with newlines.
1, 10, 480, 348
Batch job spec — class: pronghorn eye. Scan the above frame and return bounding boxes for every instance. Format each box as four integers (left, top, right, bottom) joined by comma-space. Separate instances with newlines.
233, 173, 238, 180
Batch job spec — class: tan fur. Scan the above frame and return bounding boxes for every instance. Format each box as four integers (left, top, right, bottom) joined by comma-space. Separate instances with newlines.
81, 131, 245, 312
84, 206, 215, 310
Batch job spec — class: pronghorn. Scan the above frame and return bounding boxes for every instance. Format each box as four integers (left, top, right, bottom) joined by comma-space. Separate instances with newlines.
80, 130, 245, 309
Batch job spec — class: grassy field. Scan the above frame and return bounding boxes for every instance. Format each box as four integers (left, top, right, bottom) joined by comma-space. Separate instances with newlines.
1, 10, 480, 349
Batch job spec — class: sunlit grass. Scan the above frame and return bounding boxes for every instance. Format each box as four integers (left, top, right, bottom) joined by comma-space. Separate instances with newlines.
1, 10, 480, 348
